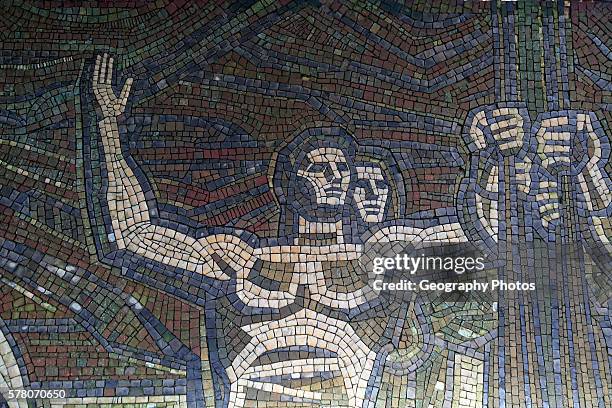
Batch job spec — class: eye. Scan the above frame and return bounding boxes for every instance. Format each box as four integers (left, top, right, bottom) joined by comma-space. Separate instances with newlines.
336, 163, 349, 172
307, 163, 325, 173
375, 180, 387, 189
355, 179, 370, 189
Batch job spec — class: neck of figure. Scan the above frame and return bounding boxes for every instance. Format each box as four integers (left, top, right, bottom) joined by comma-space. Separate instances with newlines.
294, 215, 344, 245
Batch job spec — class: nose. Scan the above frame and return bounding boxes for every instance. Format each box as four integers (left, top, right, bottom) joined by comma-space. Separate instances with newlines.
363, 182, 378, 200
326, 163, 342, 183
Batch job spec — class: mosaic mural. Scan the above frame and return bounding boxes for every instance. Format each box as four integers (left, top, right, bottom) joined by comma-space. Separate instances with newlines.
0, 1, 611, 407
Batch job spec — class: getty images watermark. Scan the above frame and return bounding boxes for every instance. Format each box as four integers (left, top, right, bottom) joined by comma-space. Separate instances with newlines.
361, 242, 536, 299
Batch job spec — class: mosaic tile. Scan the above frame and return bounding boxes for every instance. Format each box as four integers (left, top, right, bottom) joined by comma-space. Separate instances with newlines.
0, 1, 610, 407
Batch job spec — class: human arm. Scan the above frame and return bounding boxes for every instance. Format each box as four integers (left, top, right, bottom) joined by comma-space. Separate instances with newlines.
575, 113, 612, 266
366, 222, 468, 244
93, 54, 235, 279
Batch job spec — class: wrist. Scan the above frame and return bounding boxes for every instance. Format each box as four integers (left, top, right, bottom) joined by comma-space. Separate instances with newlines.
99, 115, 118, 124
98, 116, 121, 149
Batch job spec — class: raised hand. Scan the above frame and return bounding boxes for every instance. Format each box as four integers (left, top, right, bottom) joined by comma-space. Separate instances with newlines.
93, 53, 133, 118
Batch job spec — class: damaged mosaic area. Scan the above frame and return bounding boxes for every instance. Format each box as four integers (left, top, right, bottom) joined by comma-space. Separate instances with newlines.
0, 1, 610, 407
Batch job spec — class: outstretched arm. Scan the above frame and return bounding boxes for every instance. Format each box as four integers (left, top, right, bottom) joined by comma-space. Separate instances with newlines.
366, 222, 468, 244
93, 54, 236, 279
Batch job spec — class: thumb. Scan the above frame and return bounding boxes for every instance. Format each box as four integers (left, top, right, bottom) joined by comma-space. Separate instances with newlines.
119, 78, 134, 105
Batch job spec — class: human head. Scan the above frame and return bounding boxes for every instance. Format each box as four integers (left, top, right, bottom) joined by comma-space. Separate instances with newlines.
296, 146, 351, 205
352, 145, 405, 231
354, 162, 389, 223
272, 127, 357, 228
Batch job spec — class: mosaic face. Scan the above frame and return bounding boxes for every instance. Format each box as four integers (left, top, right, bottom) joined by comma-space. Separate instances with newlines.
354, 164, 389, 223
296, 147, 351, 205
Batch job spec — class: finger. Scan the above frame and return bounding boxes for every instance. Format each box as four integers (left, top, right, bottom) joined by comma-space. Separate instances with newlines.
107, 56, 114, 84
93, 55, 101, 83
100, 53, 108, 84
120, 77, 134, 105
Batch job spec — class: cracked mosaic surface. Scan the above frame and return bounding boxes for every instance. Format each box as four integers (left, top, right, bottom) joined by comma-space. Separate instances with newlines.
0, 1, 610, 407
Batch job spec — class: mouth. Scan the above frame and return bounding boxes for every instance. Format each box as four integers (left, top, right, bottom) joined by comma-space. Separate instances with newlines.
323, 186, 343, 197
362, 202, 383, 212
